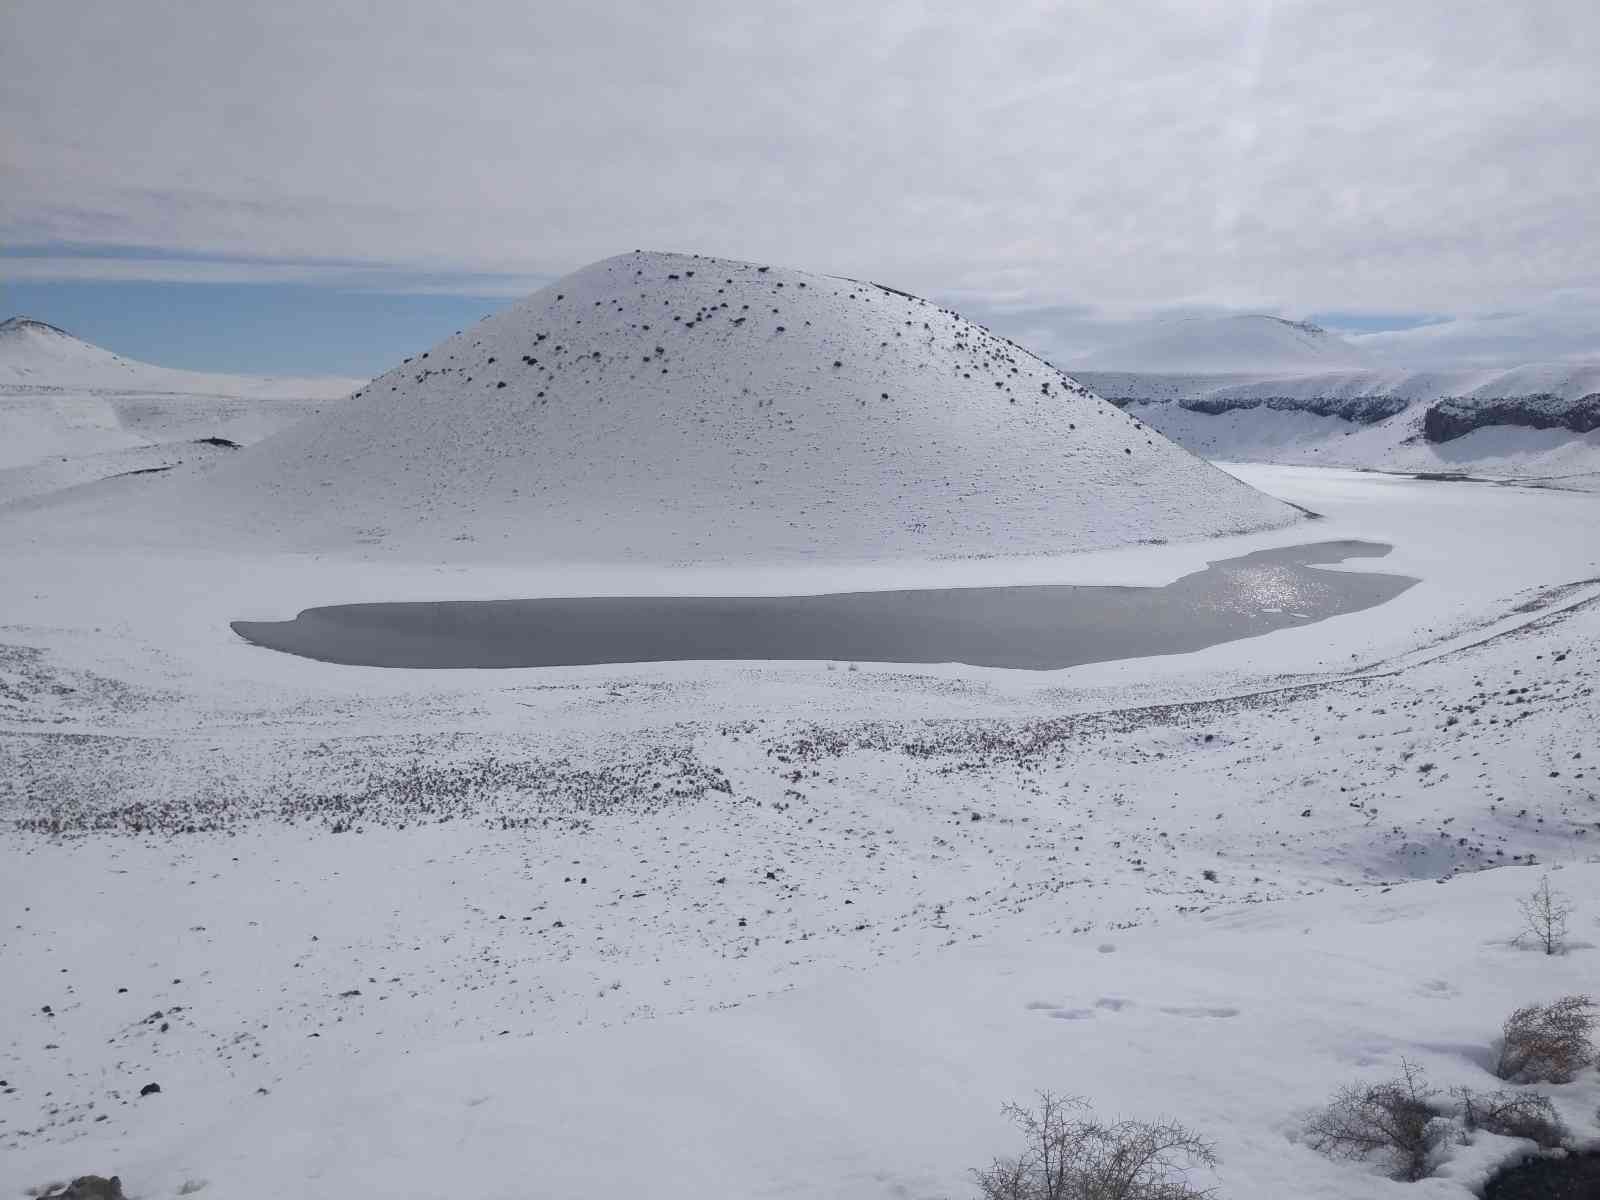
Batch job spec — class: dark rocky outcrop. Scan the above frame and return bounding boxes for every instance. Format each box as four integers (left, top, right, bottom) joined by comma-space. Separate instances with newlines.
36, 1177, 125, 1200
1104, 385, 1600, 444
1422, 393, 1600, 442
1100, 393, 1410, 423
1175, 394, 1410, 423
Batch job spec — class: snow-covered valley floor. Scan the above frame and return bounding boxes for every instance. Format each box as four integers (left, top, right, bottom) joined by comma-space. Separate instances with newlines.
3, 466, 1598, 1199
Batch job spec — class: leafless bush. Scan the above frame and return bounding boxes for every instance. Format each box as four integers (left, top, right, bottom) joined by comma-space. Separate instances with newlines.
1518, 874, 1574, 955
973, 1091, 1218, 1200
1304, 1060, 1447, 1182
1454, 1087, 1567, 1149
1494, 994, 1597, 1083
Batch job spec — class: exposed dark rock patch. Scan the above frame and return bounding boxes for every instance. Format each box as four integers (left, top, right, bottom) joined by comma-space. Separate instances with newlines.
1483, 1150, 1600, 1200
109, 465, 176, 479
33, 1176, 125, 1200
1114, 394, 1412, 423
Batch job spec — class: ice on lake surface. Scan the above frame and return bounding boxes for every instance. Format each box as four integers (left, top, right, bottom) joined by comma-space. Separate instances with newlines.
230, 540, 1415, 670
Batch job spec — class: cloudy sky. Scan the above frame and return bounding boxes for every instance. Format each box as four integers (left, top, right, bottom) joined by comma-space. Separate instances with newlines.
4, 0, 1596, 375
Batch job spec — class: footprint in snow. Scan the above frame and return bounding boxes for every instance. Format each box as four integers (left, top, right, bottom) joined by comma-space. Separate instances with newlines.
1027, 997, 1135, 1020
1158, 1005, 1241, 1019
1048, 1008, 1097, 1021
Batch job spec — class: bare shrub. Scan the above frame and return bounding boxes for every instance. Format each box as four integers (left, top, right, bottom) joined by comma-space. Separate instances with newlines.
1304, 1060, 1447, 1182
1455, 1087, 1567, 1149
1518, 874, 1574, 955
1495, 995, 1597, 1083
973, 1091, 1218, 1200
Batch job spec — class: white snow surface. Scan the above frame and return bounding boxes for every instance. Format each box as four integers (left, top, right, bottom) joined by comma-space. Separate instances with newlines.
3, 462, 1600, 1199
86, 251, 1301, 563
1069, 315, 1378, 373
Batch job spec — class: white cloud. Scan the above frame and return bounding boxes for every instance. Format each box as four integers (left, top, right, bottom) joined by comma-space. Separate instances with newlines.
3, 0, 1597, 363
1347, 291, 1600, 367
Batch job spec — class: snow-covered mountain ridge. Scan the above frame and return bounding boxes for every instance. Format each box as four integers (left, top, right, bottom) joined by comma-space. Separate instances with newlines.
1073, 361, 1600, 487
1070, 313, 1599, 446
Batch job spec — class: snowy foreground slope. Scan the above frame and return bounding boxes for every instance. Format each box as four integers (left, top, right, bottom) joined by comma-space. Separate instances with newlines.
0, 318, 360, 500
2, 465, 1599, 1198
97, 251, 1299, 563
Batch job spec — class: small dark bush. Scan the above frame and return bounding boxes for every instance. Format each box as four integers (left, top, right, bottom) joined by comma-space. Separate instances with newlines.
1456, 1087, 1567, 1148
973, 1091, 1217, 1200
1518, 874, 1574, 955
1305, 1060, 1447, 1181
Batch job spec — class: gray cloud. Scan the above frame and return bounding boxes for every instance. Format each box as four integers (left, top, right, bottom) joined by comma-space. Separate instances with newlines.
0, 250, 549, 296
4, 0, 1597, 363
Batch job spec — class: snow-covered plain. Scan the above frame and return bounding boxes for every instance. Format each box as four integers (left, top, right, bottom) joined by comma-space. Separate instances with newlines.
3, 460, 1598, 1199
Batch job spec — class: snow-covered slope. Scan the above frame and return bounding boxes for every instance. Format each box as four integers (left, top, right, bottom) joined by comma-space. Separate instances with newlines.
143, 251, 1299, 564
0, 317, 359, 398
1071, 315, 1377, 374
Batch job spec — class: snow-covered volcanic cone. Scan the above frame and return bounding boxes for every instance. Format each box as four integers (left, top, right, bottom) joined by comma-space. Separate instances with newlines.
161, 251, 1301, 563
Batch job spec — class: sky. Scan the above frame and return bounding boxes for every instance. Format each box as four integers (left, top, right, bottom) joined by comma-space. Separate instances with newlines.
3, 0, 1597, 377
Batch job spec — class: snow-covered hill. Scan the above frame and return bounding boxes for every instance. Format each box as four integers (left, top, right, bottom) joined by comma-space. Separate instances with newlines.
1070, 315, 1377, 374
139, 251, 1299, 564
0, 318, 360, 490
0, 317, 359, 398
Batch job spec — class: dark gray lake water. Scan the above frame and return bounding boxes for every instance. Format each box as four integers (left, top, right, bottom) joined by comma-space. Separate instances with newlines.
231, 540, 1414, 671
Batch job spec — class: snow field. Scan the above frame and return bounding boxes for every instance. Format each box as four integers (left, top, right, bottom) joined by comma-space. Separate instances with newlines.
4, 467, 1599, 1196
